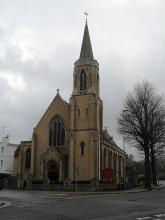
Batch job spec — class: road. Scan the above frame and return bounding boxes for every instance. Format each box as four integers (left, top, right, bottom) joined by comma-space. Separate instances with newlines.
0, 182, 165, 220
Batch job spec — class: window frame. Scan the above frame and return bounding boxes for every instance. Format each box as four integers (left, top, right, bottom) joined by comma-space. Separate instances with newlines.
25, 148, 31, 169
49, 116, 65, 147
80, 142, 85, 156
77, 108, 80, 117
80, 70, 87, 92
0, 160, 3, 169
85, 108, 88, 117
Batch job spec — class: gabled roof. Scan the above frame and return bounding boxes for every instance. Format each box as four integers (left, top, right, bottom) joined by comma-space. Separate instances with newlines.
35, 90, 69, 128
52, 90, 69, 107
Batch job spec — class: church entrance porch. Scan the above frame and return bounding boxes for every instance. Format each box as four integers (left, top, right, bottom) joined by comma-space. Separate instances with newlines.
47, 160, 59, 182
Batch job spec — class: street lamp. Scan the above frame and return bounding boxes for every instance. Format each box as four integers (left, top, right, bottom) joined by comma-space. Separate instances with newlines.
123, 110, 128, 152
122, 109, 128, 189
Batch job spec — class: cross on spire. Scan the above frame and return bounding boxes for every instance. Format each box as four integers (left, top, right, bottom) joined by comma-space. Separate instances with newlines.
84, 10, 88, 23
80, 12, 94, 59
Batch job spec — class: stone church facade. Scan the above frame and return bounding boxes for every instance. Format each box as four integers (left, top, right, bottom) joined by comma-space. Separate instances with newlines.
13, 22, 126, 188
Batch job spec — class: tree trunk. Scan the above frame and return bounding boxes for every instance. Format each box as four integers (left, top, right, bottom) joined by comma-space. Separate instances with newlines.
150, 146, 157, 185
144, 147, 151, 189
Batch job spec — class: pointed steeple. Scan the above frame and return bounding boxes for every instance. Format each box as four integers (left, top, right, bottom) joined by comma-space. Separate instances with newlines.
80, 22, 94, 59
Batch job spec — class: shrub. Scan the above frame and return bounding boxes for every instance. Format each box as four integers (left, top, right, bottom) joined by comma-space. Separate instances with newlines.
32, 180, 43, 184
71, 180, 91, 184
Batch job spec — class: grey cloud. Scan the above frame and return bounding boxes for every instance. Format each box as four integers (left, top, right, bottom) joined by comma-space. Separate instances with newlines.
0, 26, 75, 143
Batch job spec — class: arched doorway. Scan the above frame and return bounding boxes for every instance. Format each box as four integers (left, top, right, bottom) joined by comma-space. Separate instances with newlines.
47, 160, 59, 182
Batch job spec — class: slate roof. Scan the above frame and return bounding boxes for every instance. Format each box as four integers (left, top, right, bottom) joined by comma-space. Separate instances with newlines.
103, 129, 118, 147
80, 22, 94, 59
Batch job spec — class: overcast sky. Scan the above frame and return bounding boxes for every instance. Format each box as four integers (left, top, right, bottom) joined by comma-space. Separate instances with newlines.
0, 0, 165, 160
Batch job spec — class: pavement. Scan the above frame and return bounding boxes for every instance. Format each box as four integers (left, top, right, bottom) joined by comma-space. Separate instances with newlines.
75, 185, 149, 195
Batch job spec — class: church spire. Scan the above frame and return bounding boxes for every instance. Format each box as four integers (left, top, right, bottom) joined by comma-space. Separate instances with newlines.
79, 21, 94, 59
73, 16, 99, 97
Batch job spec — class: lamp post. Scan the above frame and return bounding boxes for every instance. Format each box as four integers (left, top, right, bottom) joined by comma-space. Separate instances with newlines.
123, 110, 128, 152
122, 109, 128, 189
75, 167, 78, 193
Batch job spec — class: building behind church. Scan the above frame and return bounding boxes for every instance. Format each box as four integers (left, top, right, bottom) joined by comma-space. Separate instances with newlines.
0, 135, 17, 184
13, 21, 126, 189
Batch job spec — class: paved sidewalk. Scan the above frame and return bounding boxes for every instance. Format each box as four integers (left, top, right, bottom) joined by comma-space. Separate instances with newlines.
64, 185, 149, 196
32, 185, 152, 197
76, 184, 161, 196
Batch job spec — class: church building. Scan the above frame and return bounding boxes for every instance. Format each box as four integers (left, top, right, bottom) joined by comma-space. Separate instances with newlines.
13, 21, 126, 188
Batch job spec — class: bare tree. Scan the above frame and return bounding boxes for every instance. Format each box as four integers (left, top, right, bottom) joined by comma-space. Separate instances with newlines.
118, 81, 165, 189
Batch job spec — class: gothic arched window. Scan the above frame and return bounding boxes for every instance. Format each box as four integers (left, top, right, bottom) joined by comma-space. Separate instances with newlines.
80, 142, 85, 155
80, 70, 87, 91
25, 148, 31, 169
49, 116, 65, 147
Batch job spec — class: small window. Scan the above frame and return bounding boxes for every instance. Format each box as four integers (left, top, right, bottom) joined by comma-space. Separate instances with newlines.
0, 160, 3, 169
80, 70, 87, 91
1, 147, 4, 153
78, 108, 80, 117
86, 108, 88, 116
103, 148, 106, 168
25, 149, 31, 169
80, 142, 85, 156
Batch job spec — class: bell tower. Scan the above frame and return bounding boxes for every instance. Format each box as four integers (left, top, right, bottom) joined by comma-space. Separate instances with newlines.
69, 19, 103, 181
73, 21, 100, 96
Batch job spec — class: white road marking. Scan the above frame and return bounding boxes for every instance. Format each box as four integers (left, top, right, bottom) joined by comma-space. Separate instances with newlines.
12, 200, 43, 208
0, 201, 11, 208
17, 204, 33, 208
31, 200, 42, 203
155, 214, 165, 217
136, 213, 165, 220
136, 217, 151, 220
39, 194, 67, 198
61, 196, 78, 200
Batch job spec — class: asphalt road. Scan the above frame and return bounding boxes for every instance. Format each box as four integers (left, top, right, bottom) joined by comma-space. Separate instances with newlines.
0, 182, 165, 220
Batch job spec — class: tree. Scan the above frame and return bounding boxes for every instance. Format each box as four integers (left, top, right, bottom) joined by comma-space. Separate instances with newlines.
125, 155, 145, 185
157, 154, 165, 180
149, 106, 165, 185
118, 81, 165, 189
